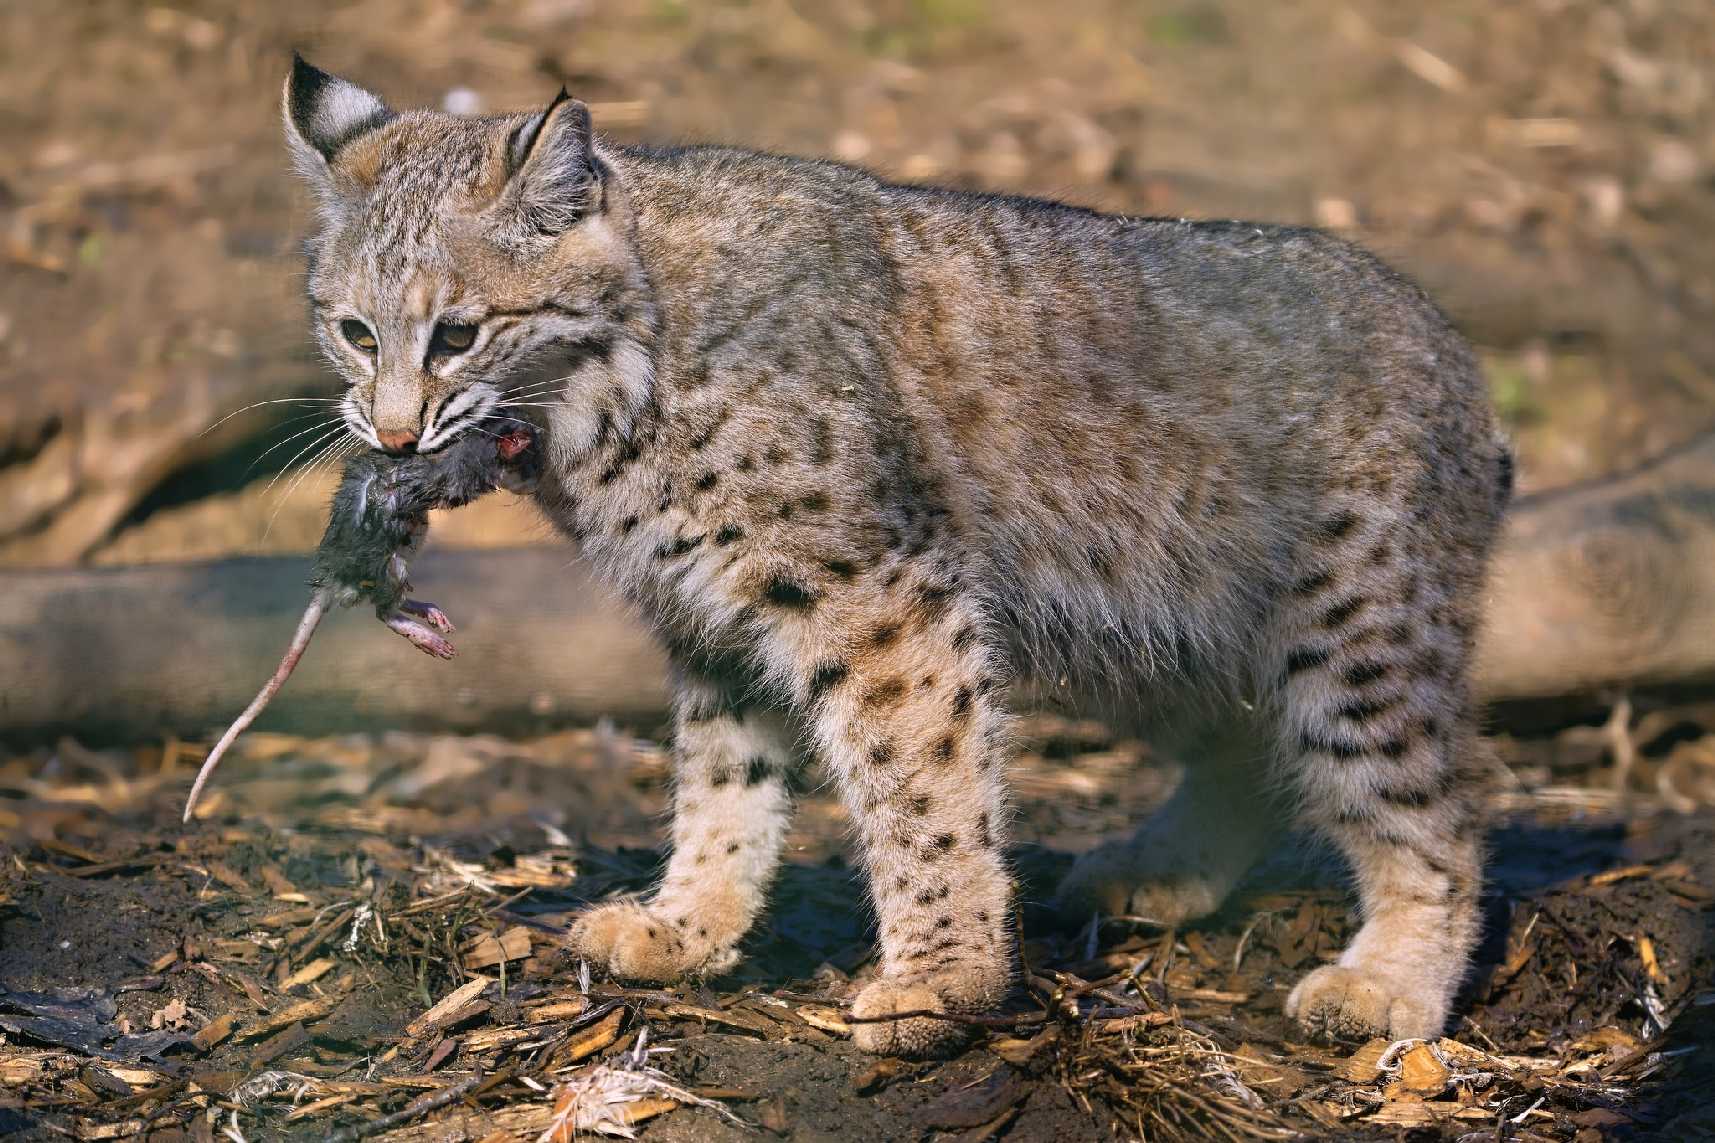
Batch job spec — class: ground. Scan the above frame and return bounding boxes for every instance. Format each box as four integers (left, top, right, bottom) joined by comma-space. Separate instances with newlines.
2, 1, 1714, 1140
3, 715, 1713, 1139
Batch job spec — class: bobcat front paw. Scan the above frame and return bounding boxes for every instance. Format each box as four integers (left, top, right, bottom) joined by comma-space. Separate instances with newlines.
1053, 846, 1226, 926
1285, 964, 1443, 1042
850, 977, 974, 1058
566, 901, 735, 982
849, 964, 1013, 1059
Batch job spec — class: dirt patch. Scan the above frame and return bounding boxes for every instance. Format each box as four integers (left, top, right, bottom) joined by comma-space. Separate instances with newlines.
2, 715, 1711, 1140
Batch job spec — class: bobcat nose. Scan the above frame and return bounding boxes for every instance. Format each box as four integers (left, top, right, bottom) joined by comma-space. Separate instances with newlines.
377, 428, 419, 454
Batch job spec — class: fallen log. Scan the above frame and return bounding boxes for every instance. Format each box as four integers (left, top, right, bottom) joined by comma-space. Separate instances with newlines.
0, 548, 670, 747
1, 432, 1712, 745
1474, 429, 1715, 703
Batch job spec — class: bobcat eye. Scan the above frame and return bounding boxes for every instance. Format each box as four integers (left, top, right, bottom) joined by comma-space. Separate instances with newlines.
430, 323, 478, 356
340, 319, 377, 354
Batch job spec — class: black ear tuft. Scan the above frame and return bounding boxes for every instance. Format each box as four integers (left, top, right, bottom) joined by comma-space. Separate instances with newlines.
502, 88, 598, 235
508, 87, 573, 176
285, 54, 393, 164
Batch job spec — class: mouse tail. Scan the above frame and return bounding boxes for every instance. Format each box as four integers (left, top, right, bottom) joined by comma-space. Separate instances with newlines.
182, 592, 329, 823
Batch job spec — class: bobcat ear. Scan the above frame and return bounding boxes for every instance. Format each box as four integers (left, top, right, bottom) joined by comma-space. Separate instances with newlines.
283, 54, 392, 172
502, 88, 599, 235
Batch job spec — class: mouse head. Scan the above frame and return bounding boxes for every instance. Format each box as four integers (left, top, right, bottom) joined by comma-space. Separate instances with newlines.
285, 56, 654, 458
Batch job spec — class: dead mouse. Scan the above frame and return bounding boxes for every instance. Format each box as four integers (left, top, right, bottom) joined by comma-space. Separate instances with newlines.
182, 417, 539, 822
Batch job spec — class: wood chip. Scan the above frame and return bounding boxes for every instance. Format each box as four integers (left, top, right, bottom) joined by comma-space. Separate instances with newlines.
407, 977, 493, 1038
202, 861, 252, 893
1339, 1038, 1392, 1083
462, 1026, 541, 1055
610, 1097, 679, 1128
237, 997, 336, 1041
73, 1118, 146, 1140
1637, 935, 1668, 987
793, 1005, 850, 1037
280, 957, 337, 990
1397, 1044, 1451, 1095
192, 1013, 237, 1052
285, 1093, 357, 1121
657, 1001, 777, 1035
559, 1007, 624, 1065
258, 864, 301, 898
256, 906, 319, 928
461, 926, 533, 970
1590, 864, 1655, 886
1369, 1097, 1451, 1126
526, 998, 591, 1024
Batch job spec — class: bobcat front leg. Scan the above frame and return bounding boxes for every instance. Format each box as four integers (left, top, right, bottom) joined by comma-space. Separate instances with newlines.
754, 564, 1016, 1058
569, 668, 796, 979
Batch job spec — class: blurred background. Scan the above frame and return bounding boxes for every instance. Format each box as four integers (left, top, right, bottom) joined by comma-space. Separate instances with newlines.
3, 0, 1713, 567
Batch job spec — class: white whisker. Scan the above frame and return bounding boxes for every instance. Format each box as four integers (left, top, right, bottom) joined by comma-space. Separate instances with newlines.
244, 417, 344, 475
264, 438, 357, 540
199, 396, 341, 438
260, 424, 351, 499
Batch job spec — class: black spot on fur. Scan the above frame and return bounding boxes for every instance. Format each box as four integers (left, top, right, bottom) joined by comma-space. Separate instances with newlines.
810, 419, 834, 465
933, 736, 955, 763
726, 842, 740, 854
694, 471, 719, 491
868, 742, 894, 766
933, 833, 956, 852
619, 514, 639, 534
1496, 448, 1516, 501
866, 678, 908, 707
655, 534, 705, 560
1300, 731, 1365, 760
1292, 569, 1335, 596
823, 558, 857, 579
800, 492, 829, 512
1344, 661, 1391, 687
1319, 510, 1361, 541
1286, 647, 1330, 674
1321, 596, 1368, 628
918, 582, 954, 616
743, 756, 774, 786
951, 686, 973, 718
951, 624, 977, 651
762, 576, 817, 609
1337, 694, 1404, 723
714, 523, 745, 545
808, 661, 850, 701
872, 623, 901, 647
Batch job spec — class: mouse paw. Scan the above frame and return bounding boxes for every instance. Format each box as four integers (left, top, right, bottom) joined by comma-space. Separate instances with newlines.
399, 598, 455, 634
383, 611, 456, 659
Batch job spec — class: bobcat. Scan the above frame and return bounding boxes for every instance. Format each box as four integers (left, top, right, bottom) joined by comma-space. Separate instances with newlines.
285, 57, 1513, 1058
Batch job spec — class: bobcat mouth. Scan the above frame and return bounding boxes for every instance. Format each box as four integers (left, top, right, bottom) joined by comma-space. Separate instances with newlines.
418, 384, 499, 453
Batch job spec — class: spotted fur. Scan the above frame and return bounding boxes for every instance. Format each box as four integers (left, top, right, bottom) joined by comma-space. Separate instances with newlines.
286, 60, 1514, 1058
